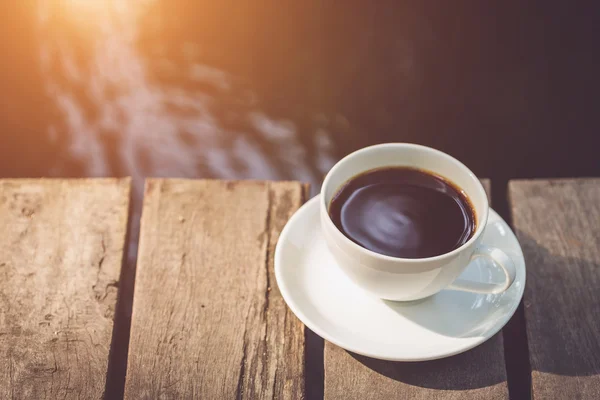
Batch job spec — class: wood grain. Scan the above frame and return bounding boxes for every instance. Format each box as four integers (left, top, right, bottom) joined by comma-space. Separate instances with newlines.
0, 179, 131, 400
324, 179, 509, 399
125, 179, 308, 400
509, 178, 600, 399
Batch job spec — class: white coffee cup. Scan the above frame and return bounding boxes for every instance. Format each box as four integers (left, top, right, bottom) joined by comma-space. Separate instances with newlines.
320, 143, 516, 301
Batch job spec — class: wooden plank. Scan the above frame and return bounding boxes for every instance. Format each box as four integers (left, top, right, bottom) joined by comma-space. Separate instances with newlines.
125, 179, 308, 400
0, 179, 131, 399
324, 179, 510, 399
509, 178, 600, 399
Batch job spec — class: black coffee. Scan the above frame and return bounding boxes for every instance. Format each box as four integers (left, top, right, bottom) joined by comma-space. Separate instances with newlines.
329, 167, 476, 259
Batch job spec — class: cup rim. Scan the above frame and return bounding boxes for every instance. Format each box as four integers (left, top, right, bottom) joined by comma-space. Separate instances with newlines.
320, 143, 489, 263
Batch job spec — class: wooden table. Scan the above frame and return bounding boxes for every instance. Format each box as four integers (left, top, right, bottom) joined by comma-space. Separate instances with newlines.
0, 178, 599, 399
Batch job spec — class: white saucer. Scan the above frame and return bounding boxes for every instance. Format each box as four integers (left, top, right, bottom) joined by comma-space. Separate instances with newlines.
274, 195, 526, 361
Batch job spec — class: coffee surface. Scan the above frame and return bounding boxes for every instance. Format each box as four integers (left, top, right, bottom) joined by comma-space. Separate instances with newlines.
329, 167, 476, 258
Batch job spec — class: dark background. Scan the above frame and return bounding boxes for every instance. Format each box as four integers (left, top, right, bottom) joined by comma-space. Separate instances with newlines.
1, 2, 599, 399
2, 2, 599, 189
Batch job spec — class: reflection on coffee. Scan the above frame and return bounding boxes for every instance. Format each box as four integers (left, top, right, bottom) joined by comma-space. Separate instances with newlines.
329, 167, 476, 259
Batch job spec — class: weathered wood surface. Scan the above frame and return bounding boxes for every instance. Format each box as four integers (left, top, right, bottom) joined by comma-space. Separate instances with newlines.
324, 179, 510, 399
125, 179, 309, 400
509, 178, 600, 399
0, 179, 131, 399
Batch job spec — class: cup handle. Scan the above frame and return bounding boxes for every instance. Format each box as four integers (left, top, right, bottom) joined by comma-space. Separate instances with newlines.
447, 245, 517, 294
